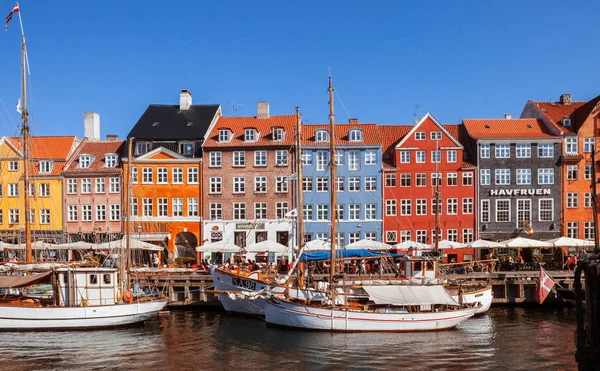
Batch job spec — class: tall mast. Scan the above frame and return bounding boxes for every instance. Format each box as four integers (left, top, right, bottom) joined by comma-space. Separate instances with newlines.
21, 32, 31, 263
123, 137, 134, 292
434, 138, 440, 254
295, 107, 304, 252
591, 149, 599, 254
328, 76, 337, 284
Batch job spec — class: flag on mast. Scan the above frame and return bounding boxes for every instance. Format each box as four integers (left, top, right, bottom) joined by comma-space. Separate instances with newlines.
536, 266, 556, 304
5, 2, 19, 32
15, 98, 21, 114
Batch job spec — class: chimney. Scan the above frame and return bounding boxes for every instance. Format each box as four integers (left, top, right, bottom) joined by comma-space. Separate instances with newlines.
84, 112, 100, 141
560, 94, 572, 105
349, 118, 358, 124
257, 101, 270, 119
106, 134, 119, 141
504, 114, 512, 119
180, 89, 192, 110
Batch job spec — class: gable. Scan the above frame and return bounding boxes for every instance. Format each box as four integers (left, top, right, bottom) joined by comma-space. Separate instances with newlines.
395, 113, 462, 149
133, 147, 188, 162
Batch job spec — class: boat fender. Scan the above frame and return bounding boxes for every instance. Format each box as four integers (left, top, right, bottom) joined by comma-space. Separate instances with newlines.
123, 291, 133, 304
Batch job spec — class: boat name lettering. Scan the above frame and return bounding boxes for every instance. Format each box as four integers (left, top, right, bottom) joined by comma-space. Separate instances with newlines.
489, 189, 550, 197
232, 277, 256, 290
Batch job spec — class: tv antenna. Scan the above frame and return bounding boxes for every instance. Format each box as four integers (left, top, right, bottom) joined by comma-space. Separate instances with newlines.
227, 102, 246, 115
413, 104, 421, 124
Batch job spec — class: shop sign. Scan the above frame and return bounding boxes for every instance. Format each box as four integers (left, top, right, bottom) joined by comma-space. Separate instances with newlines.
236, 222, 264, 230
489, 189, 551, 197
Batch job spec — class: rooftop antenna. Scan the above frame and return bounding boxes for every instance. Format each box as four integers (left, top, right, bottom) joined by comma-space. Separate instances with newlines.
413, 104, 421, 124
227, 102, 246, 116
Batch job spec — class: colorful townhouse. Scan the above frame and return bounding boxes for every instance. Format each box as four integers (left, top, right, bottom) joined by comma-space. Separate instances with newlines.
0, 135, 78, 244
63, 113, 124, 243
462, 117, 562, 244
380, 113, 477, 261
301, 120, 383, 247
125, 90, 221, 262
202, 102, 297, 250
521, 94, 600, 240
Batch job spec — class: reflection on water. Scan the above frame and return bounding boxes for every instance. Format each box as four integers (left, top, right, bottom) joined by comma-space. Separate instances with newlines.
0, 308, 577, 371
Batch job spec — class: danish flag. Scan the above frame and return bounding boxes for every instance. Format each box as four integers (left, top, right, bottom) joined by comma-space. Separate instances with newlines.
536, 266, 555, 304
5, 2, 19, 32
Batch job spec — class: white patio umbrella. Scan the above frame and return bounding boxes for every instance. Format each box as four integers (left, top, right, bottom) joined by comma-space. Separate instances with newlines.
501, 237, 553, 248
435, 240, 468, 249
345, 239, 393, 251
54, 241, 95, 249
0, 241, 17, 250
466, 239, 507, 248
246, 240, 288, 254
393, 240, 431, 250
10, 241, 62, 250
195, 241, 241, 253
545, 237, 595, 248
96, 237, 164, 251
304, 239, 331, 251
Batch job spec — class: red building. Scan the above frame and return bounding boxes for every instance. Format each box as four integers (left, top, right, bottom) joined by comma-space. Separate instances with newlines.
380, 113, 477, 262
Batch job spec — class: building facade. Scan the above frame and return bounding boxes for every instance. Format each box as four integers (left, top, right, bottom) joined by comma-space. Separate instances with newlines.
301, 120, 383, 246
202, 103, 297, 251
463, 118, 562, 241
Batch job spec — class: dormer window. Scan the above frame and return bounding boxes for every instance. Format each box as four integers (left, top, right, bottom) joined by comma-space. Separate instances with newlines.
105, 154, 118, 168
563, 117, 571, 127
79, 155, 92, 169
349, 129, 363, 142
179, 141, 194, 156
135, 142, 149, 155
218, 129, 231, 142
273, 127, 284, 141
245, 129, 257, 142
315, 129, 329, 142
39, 160, 53, 174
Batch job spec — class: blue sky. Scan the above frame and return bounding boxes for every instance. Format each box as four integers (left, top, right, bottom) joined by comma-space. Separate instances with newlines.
0, 0, 598, 138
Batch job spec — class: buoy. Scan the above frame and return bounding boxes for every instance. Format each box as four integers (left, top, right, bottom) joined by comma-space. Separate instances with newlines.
123, 291, 133, 303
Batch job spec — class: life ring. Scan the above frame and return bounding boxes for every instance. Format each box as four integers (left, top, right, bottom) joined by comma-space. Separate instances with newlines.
123, 291, 133, 304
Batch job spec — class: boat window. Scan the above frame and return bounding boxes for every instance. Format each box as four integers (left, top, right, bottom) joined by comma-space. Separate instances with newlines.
426, 261, 435, 270
103, 274, 111, 284
61, 273, 67, 284
89, 274, 98, 285
413, 261, 422, 271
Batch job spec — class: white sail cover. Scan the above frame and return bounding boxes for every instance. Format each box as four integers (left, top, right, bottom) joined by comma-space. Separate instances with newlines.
362, 285, 458, 306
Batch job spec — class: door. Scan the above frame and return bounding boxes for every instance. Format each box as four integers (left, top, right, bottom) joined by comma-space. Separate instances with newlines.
276, 231, 289, 247
234, 231, 247, 249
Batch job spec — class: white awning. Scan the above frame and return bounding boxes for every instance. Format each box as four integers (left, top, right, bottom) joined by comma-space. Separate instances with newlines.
393, 241, 431, 250
362, 285, 458, 306
436, 240, 468, 249
501, 237, 553, 248
195, 241, 241, 253
345, 239, 392, 251
466, 239, 506, 248
304, 239, 331, 251
96, 237, 164, 251
545, 237, 595, 247
246, 240, 288, 253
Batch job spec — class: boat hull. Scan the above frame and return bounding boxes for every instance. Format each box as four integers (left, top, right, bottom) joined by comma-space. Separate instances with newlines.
448, 286, 493, 314
265, 299, 477, 332
0, 300, 168, 330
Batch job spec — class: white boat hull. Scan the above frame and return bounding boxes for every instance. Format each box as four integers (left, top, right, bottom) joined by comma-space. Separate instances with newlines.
449, 287, 493, 314
0, 300, 168, 330
265, 299, 477, 332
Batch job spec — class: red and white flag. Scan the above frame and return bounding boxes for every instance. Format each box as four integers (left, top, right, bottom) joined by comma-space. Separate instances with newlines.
5, 2, 19, 32
536, 266, 555, 304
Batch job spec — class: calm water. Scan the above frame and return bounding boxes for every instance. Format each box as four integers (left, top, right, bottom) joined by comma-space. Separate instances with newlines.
0, 307, 577, 371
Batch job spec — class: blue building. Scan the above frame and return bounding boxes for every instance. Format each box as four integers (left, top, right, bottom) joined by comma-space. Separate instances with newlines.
301, 120, 383, 247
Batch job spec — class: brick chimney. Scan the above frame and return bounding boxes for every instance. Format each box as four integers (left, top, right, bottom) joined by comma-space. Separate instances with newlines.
180, 89, 192, 110
349, 118, 358, 124
257, 101, 269, 119
560, 94, 572, 105
504, 114, 512, 119
106, 134, 119, 141
84, 112, 100, 141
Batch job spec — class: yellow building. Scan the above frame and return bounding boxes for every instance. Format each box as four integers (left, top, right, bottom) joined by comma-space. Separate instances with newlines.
0, 136, 78, 243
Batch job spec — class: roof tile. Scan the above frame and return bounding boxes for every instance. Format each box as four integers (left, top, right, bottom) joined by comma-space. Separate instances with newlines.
204, 114, 297, 147
64, 140, 125, 174
462, 118, 559, 139
302, 123, 381, 147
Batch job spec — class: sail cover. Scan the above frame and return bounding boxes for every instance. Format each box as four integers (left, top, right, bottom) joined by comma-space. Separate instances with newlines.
300, 249, 406, 262
0, 271, 52, 288
362, 285, 458, 306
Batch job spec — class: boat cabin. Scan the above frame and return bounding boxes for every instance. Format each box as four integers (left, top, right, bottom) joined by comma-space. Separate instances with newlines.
57, 268, 119, 306
399, 257, 438, 279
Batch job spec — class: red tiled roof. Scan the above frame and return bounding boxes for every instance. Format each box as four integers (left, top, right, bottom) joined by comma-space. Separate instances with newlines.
10, 136, 77, 159
462, 118, 559, 139
377, 125, 412, 167
64, 140, 125, 174
302, 123, 381, 147
204, 114, 297, 147
532, 101, 585, 134
443, 124, 476, 168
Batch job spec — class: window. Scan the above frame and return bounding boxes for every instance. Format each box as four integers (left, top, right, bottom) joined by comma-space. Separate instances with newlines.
82, 205, 92, 222
496, 200, 510, 222
135, 142, 149, 155
209, 177, 222, 194
538, 168, 554, 184
567, 193, 579, 208
516, 169, 531, 185
254, 176, 267, 193
110, 177, 120, 193
131, 167, 138, 183
431, 173, 442, 186
233, 177, 246, 194
400, 151, 410, 163
447, 198, 458, 215
481, 200, 490, 223
273, 128, 284, 141
495, 144, 510, 158
110, 204, 121, 221
8, 183, 17, 197
315, 130, 329, 142
336, 177, 344, 192
187, 198, 198, 217
585, 222, 595, 240
431, 198, 442, 216
584, 138, 595, 153
385, 174, 396, 187
365, 176, 377, 191
316, 151, 328, 171
516, 144, 531, 158
431, 150, 441, 163
29, 183, 34, 197
209, 152, 222, 167
81, 178, 92, 194
479, 169, 491, 186
9, 209, 18, 224
171, 168, 183, 184
158, 198, 168, 216
96, 205, 106, 221
336, 204, 344, 220
567, 222, 579, 239
585, 165, 592, 180
447, 229, 458, 242
415, 132, 426, 140
399, 230, 411, 242
462, 173, 473, 186
301, 152, 312, 165
386, 231, 398, 244
303, 204, 313, 220
276, 202, 289, 219
411, 230, 424, 243
251, 202, 267, 220
104, 155, 117, 168
336, 151, 345, 166
585, 193, 593, 209
210, 203, 222, 220
516, 199, 531, 229
416, 151, 426, 163
416, 173, 426, 187
565, 137, 578, 154
245, 128, 256, 142
131, 198, 139, 217
143, 198, 153, 217
400, 200, 412, 216
157, 168, 168, 184
179, 141, 194, 156
302, 177, 312, 192
539, 199, 554, 221
480, 144, 490, 158
400, 174, 411, 187
447, 173, 458, 186
364, 150, 376, 165
431, 229, 441, 244
39, 160, 53, 174
567, 165, 578, 180
142, 167, 153, 183
276, 150, 288, 166
348, 151, 360, 171
462, 229, 474, 244
172, 198, 183, 217
447, 150, 457, 163
538, 143, 554, 158
316, 177, 329, 192
317, 205, 329, 220
349, 204, 360, 220
462, 198, 473, 214
95, 178, 105, 193
431, 131, 442, 140
386, 200, 397, 216
67, 179, 77, 194
276, 176, 288, 193
348, 177, 360, 191
67, 205, 78, 222
233, 203, 246, 220
495, 169, 510, 185
349, 129, 363, 142
563, 117, 572, 127
416, 199, 427, 215
8, 161, 18, 171
364, 232, 376, 241
219, 129, 230, 142
79, 155, 92, 169
348, 232, 360, 244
